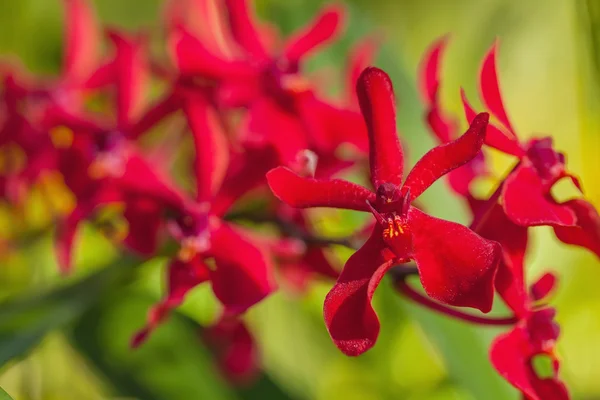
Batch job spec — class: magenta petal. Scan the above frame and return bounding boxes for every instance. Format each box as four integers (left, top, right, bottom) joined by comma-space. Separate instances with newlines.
408, 207, 499, 312
183, 94, 229, 202
210, 223, 276, 314
267, 166, 375, 211
62, 0, 100, 83
461, 89, 523, 157
223, 0, 269, 60
323, 227, 393, 356
479, 43, 517, 137
108, 32, 149, 130
502, 164, 576, 227
403, 112, 489, 201
129, 92, 182, 140
553, 199, 600, 258
283, 5, 344, 62
356, 67, 404, 188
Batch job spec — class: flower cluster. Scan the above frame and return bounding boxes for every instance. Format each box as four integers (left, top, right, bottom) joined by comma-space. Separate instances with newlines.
1, 0, 598, 397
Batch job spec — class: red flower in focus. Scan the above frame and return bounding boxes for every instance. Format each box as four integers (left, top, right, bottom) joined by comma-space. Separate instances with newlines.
419, 36, 488, 197
462, 43, 600, 258
268, 67, 500, 356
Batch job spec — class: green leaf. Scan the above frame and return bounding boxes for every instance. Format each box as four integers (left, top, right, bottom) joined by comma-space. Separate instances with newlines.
0, 386, 14, 400
69, 288, 293, 400
0, 252, 140, 368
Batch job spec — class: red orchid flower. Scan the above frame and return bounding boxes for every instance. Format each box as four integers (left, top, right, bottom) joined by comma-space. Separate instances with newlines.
0, 0, 103, 202
268, 67, 501, 356
131, 91, 276, 347
468, 198, 568, 399
462, 43, 600, 259
419, 36, 488, 197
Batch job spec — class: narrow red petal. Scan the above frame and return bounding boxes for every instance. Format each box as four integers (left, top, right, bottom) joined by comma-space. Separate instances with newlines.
356, 67, 404, 188
119, 154, 186, 210
324, 227, 393, 356
129, 92, 183, 140
530, 272, 557, 302
108, 32, 149, 130
403, 112, 489, 201
408, 207, 499, 312
553, 199, 600, 258
62, 0, 100, 83
223, 0, 269, 59
267, 166, 375, 211
347, 38, 378, 106
210, 223, 277, 314
172, 28, 255, 79
55, 206, 86, 275
461, 89, 523, 156
418, 35, 448, 105
246, 98, 309, 164
502, 164, 576, 227
183, 94, 229, 202
479, 43, 517, 136
132, 258, 210, 347
283, 5, 345, 62
470, 200, 529, 316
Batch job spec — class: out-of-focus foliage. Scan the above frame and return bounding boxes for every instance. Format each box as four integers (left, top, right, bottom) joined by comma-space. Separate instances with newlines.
0, 0, 597, 399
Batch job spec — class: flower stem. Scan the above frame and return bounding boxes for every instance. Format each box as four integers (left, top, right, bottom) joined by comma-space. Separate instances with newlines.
395, 277, 518, 326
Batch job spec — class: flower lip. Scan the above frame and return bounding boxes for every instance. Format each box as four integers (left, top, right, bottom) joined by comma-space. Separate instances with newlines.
525, 137, 566, 183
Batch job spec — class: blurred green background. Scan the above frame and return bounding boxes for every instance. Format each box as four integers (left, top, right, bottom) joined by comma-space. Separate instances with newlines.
0, 0, 598, 399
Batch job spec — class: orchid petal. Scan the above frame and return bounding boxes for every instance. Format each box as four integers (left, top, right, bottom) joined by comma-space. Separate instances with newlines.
356, 67, 404, 187
418, 35, 448, 105
267, 166, 375, 211
553, 199, 600, 258
408, 207, 499, 312
131, 258, 210, 347
479, 43, 517, 136
502, 164, 576, 227
62, 0, 100, 83
223, 0, 269, 60
490, 318, 568, 400
323, 227, 393, 356
461, 89, 523, 156
210, 223, 276, 314
403, 112, 489, 201
184, 94, 229, 202
55, 205, 86, 275
283, 5, 345, 62
470, 200, 529, 315
172, 28, 255, 79
108, 32, 149, 130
